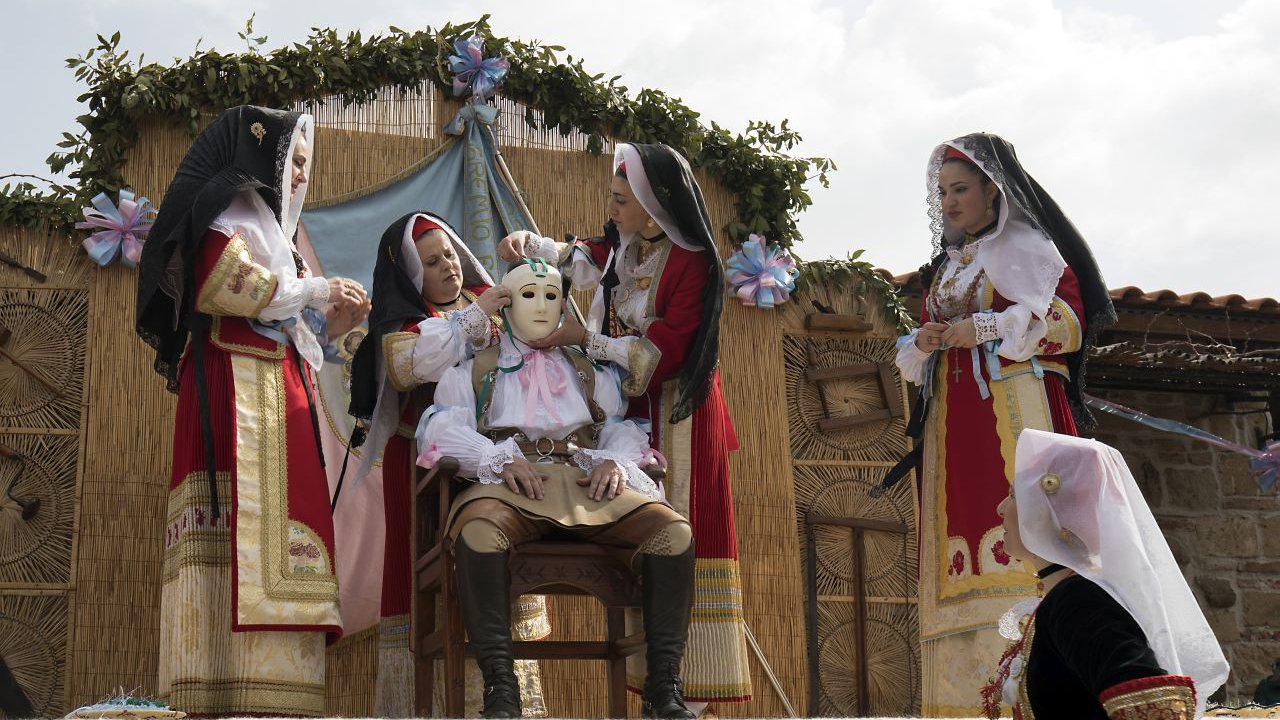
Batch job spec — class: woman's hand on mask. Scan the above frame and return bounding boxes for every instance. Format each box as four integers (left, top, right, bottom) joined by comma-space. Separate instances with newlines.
527, 309, 586, 349
498, 231, 541, 262
475, 285, 511, 315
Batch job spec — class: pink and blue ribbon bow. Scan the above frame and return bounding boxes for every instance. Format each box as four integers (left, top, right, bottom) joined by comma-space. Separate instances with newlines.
76, 189, 156, 268
517, 350, 568, 426
1087, 394, 1279, 492
725, 234, 799, 309
448, 36, 510, 101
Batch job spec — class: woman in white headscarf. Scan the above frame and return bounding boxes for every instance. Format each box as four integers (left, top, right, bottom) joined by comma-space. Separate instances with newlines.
986, 429, 1228, 719
137, 106, 370, 717
892, 133, 1117, 715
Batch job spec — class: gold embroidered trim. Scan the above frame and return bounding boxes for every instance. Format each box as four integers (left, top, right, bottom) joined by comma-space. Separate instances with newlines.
382, 331, 421, 392
1041, 295, 1083, 354
231, 354, 339, 629
197, 232, 278, 318
1101, 683, 1193, 719
622, 336, 662, 397
210, 316, 287, 360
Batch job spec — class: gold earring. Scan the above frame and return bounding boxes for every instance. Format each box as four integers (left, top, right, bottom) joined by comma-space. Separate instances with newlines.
646, 218, 656, 229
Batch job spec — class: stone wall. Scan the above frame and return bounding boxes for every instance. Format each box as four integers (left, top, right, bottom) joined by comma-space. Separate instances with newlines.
1089, 389, 1280, 703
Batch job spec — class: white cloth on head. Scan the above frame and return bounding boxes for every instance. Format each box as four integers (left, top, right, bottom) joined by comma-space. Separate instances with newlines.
209, 112, 326, 371
614, 143, 702, 253
926, 141, 1067, 356
415, 336, 661, 499
1013, 429, 1229, 715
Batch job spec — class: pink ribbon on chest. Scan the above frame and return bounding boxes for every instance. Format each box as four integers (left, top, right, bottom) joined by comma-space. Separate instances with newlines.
516, 350, 568, 425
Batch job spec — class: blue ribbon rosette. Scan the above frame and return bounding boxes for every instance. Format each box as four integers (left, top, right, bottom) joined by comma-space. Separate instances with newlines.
725, 233, 799, 309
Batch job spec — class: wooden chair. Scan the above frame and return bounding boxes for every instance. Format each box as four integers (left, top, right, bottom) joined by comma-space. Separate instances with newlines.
412, 456, 649, 718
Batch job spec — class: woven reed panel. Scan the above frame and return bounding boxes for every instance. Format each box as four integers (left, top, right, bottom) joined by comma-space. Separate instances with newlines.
0, 433, 77, 586
0, 592, 70, 717
0, 226, 91, 719
324, 625, 378, 716
66, 261, 170, 707
783, 334, 909, 463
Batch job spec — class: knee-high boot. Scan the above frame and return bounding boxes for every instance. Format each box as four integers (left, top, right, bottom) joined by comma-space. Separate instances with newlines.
454, 538, 522, 718
639, 543, 697, 719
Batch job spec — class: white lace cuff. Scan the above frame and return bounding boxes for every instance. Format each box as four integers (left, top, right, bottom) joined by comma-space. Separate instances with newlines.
477, 438, 523, 485
584, 331, 631, 367
303, 277, 331, 308
456, 302, 496, 344
973, 311, 1001, 344
522, 234, 556, 261
572, 448, 663, 500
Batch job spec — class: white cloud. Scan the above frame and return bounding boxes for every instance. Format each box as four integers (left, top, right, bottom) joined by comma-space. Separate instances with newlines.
2, 0, 1275, 296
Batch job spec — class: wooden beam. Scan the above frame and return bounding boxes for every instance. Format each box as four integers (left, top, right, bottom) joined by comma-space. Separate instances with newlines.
816, 408, 893, 432
805, 362, 880, 383
1108, 310, 1280, 344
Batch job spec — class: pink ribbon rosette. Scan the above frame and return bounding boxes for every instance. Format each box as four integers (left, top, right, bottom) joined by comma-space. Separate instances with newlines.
448, 36, 510, 101
725, 233, 799, 308
76, 189, 156, 268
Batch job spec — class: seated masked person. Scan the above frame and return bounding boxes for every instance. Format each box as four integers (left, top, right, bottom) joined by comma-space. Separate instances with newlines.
415, 257, 697, 720
349, 212, 557, 715
987, 429, 1229, 720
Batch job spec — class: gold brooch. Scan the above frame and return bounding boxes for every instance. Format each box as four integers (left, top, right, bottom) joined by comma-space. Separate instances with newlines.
636, 276, 652, 290
250, 122, 266, 145
1039, 473, 1061, 494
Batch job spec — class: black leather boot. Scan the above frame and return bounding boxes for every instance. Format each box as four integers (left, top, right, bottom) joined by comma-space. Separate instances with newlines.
639, 543, 697, 719
454, 538, 522, 719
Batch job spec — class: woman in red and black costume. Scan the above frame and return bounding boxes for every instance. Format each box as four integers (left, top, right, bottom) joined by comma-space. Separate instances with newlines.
891, 133, 1117, 716
988, 429, 1228, 719
345, 212, 547, 714
136, 106, 370, 717
499, 142, 752, 712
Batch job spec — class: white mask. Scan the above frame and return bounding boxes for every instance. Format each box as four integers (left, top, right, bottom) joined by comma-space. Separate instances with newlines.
501, 259, 563, 343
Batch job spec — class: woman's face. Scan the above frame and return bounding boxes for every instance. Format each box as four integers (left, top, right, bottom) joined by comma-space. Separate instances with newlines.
607, 174, 654, 236
996, 491, 1031, 563
938, 160, 998, 235
290, 133, 310, 199
414, 229, 463, 305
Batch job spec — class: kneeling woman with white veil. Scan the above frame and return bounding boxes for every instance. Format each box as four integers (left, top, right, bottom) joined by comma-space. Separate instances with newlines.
988, 429, 1229, 719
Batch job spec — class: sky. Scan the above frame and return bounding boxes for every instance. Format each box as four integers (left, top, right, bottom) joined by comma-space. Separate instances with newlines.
2, 0, 1277, 297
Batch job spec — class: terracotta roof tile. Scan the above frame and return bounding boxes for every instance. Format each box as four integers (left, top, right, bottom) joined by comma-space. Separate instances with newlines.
877, 270, 1280, 317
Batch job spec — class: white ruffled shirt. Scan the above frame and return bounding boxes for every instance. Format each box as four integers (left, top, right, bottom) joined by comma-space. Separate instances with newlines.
394, 302, 497, 385
895, 242, 1053, 386
415, 339, 662, 499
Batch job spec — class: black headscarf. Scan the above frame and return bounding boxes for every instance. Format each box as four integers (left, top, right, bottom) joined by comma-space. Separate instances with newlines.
931, 133, 1116, 429
348, 211, 492, 422
136, 105, 309, 391
607, 143, 724, 424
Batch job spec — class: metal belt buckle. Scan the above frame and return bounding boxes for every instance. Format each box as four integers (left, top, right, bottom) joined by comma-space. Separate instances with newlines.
533, 436, 556, 464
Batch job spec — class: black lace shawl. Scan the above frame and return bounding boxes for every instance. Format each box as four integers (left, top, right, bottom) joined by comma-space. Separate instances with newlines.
136, 105, 305, 391
936, 133, 1116, 430
608, 143, 724, 424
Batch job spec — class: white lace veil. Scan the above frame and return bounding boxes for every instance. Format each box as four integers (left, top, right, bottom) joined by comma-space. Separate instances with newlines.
927, 140, 1066, 320
1013, 429, 1229, 715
